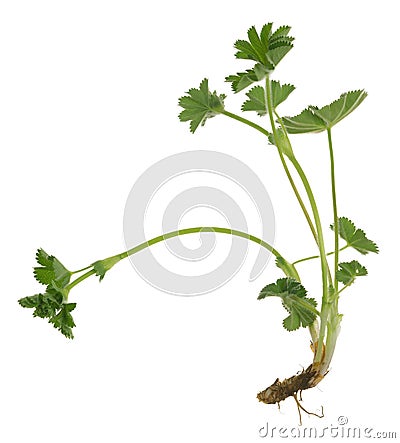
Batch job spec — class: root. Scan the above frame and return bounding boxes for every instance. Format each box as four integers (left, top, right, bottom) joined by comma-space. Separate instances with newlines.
257, 362, 327, 424
293, 392, 324, 426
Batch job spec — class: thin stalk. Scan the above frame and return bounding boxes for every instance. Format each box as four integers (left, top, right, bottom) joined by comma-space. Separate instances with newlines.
328, 128, 339, 293
118, 227, 281, 260
66, 269, 96, 291
222, 108, 319, 245
274, 116, 319, 244
289, 156, 330, 362
293, 245, 349, 265
66, 227, 297, 290
221, 110, 271, 137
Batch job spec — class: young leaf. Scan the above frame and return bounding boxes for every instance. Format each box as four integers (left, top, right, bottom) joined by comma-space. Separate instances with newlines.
33, 248, 71, 287
281, 109, 326, 134
178, 79, 226, 133
336, 260, 368, 286
310, 90, 367, 129
331, 217, 379, 254
258, 278, 318, 331
226, 66, 267, 93
226, 23, 294, 92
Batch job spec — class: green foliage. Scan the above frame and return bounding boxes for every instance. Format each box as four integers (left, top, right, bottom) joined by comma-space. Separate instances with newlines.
49, 303, 76, 339
178, 78, 226, 133
282, 90, 367, 133
332, 217, 379, 254
258, 278, 318, 331
19, 250, 76, 339
226, 24, 294, 92
241, 81, 295, 116
241, 85, 267, 115
336, 260, 368, 286
34, 248, 71, 287
281, 109, 326, 134
310, 90, 367, 129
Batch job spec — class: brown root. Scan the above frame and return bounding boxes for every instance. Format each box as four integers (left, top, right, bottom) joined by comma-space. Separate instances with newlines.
257, 362, 327, 424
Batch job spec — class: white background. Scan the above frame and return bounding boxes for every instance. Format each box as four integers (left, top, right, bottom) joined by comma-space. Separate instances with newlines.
1, 1, 399, 441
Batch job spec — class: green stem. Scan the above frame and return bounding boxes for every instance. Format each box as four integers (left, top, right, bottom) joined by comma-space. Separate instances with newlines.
222, 106, 319, 248
289, 156, 330, 362
66, 227, 296, 290
274, 111, 318, 244
119, 227, 281, 260
72, 265, 93, 274
66, 269, 96, 291
293, 245, 349, 265
328, 128, 339, 293
221, 110, 271, 137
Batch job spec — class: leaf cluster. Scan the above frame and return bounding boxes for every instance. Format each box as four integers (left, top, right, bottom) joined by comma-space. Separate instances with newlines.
332, 218, 378, 289
226, 24, 294, 92
19, 249, 76, 339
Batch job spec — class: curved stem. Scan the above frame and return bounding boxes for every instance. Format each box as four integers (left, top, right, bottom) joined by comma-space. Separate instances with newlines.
119, 227, 281, 260
66, 227, 297, 290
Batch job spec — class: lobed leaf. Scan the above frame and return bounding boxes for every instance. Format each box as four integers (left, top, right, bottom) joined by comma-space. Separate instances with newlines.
331, 217, 379, 255
226, 23, 294, 93
178, 78, 226, 132
282, 90, 367, 134
33, 248, 71, 287
336, 260, 368, 286
281, 109, 326, 134
258, 278, 318, 331
310, 90, 367, 129
241, 86, 267, 115
241, 81, 295, 116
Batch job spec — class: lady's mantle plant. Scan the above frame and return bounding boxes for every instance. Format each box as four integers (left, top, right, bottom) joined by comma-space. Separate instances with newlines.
19, 23, 378, 421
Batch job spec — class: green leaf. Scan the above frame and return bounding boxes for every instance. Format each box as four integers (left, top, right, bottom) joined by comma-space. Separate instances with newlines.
18, 294, 41, 309
19, 259, 76, 339
310, 90, 367, 129
271, 81, 295, 109
258, 278, 318, 331
331, 217, 379, 254
49, 303, 77, 339
282, 90, 367, 134
281, 109, 326, 134
226, 23, 294, 92
336, 260, 368, 286
241, 81, 295, 116
178, 79, 226, 133
241, 86, 266, 115
225, 69, 260, 93
33, 248, 71, 287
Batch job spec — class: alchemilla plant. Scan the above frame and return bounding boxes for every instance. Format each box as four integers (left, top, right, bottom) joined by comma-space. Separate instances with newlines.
20, 22, 378, 422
